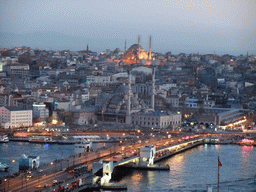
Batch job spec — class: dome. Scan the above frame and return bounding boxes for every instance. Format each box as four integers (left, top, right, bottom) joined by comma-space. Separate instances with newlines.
113, 48, 121, 54
115, 84, 129, 95
128, 44, 144, 51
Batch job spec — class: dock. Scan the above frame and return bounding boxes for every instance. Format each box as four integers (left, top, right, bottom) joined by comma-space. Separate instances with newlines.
117, 162, 169, 170
155, 139, 203, 162
72, 183, 127, 191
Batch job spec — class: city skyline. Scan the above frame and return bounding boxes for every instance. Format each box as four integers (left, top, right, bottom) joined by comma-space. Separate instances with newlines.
1, 0, 256, 55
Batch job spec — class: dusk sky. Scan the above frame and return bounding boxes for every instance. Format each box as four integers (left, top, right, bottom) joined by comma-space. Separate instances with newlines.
1, 0, 255, 55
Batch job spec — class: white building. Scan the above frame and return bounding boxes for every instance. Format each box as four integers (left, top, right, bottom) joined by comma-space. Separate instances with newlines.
81, 89, 90, 103
166, 95, 179, 107
86, 75, 112, 86
71, 108, 97, 125
0, 106, 32, 128
33, 103, 49, 120
185, 98, 199, 108
131, 111, 181, 129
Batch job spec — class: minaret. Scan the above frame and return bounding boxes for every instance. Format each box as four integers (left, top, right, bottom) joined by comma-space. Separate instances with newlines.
87, 44, 89, 55
148, 35, 152, 60
126, 71, 132, 124
137, 35, 141, 62
124, 40, 127, 53
151, 68, 155, 111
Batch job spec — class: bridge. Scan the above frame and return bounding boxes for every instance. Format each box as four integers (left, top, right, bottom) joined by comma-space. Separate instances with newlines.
115, 138, 204, 167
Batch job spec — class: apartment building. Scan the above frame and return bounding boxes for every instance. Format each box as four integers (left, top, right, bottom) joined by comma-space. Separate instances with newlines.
0, 106, 32, 128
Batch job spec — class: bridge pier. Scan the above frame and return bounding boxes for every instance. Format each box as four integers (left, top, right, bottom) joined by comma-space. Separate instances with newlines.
139, 143, 156, 166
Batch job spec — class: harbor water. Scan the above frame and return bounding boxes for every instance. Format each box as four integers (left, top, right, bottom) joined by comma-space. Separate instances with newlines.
1, 142, 256, 191
0, 141, 112, 178
117, 144, 256, 192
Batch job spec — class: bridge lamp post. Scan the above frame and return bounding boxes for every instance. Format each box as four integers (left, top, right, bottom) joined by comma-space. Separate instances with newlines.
4, 179, 7, 192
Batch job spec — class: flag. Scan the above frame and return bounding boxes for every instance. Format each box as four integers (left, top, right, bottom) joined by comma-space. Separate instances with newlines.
218, 158, 222, 167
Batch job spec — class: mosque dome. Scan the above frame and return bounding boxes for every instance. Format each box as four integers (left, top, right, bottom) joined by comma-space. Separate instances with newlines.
122, 44, 148, 64
113, 48, 122, 54
128, 44, 144, 51
115, 84, 129, 95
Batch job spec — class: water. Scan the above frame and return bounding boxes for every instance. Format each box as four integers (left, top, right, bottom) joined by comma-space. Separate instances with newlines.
117, 144, 256, 192
0, 141, 111, 178
1, 143, 256, 191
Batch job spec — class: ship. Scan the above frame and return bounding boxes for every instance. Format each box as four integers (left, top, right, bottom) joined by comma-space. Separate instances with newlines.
0, 135, 9, 143
238, 139, 256, 146
0, 162, 9, 172
29, 136, 56, 144
73, 136, 92, 154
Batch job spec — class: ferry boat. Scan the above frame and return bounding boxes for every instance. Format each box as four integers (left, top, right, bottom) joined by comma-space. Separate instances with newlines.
0, 162, 9, 172
238, 139, 256, 146
73, 136, 92, 154
73, 135, 117, 143
0, 135, 9, 143
29, 136, 56, 144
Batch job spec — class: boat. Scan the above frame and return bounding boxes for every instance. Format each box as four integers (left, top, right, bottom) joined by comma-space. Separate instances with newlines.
29, 136, 56, 144
238, 139, 255, 146
73, 136, 92, 154
73, 135, 118, 143
0, 135, 9, 143
0, 162, 9, 172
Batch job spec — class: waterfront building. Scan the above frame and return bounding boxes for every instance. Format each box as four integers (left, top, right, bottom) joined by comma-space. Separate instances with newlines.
71, 108, 97, 125
131, 111, 181, 129
0, 106, 32, 128
33, 102, 49, 120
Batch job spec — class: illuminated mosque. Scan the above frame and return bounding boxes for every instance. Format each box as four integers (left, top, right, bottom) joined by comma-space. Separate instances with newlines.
121, 36, 153, 65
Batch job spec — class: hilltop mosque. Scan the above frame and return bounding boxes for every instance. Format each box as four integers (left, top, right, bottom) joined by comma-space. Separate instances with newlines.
121, 36, 153, 65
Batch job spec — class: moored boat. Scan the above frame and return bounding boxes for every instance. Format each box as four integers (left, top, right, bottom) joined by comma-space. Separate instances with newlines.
73, 136, 92, 154
238, 139, 256, 146
0, 135, 9, 143
0, 162, 9, 172
29, 136, 56, 144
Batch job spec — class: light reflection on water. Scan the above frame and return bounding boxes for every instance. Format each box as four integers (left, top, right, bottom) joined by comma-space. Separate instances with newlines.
118, 145, 256, 192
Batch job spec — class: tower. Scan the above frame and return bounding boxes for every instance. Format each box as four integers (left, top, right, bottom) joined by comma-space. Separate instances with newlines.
151, 68, 155, 111
126, 71, 132, 124
124, 40, 127, 53
87, 44, 89, 55
137, 35, 141, 62
148, 35, 152, 60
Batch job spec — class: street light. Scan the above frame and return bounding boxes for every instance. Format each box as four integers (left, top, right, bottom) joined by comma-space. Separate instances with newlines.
4, 179, 7, 192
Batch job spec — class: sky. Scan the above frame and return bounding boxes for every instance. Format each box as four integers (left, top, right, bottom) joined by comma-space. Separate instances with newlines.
0, 0, 255, 55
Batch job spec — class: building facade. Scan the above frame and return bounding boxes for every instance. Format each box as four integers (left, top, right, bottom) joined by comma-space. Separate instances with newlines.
131, 111, 181, 129
0, 106, 32, 128
32, 103, 49, 120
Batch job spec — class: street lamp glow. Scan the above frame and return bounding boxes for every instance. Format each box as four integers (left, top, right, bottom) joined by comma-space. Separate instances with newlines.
51, 162, 53, 165
12, 160, 15, 163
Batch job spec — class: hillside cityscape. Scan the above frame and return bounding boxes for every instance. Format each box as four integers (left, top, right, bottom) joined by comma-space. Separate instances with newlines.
0, 40, 256, 131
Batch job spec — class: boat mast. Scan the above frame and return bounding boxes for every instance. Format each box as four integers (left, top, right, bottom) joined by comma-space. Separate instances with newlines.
218, 156, 220, 192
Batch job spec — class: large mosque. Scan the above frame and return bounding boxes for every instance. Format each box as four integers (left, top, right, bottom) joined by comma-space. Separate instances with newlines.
121, 36, 153, 65
97, 70, 156, 124
96, 69, 182, 129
